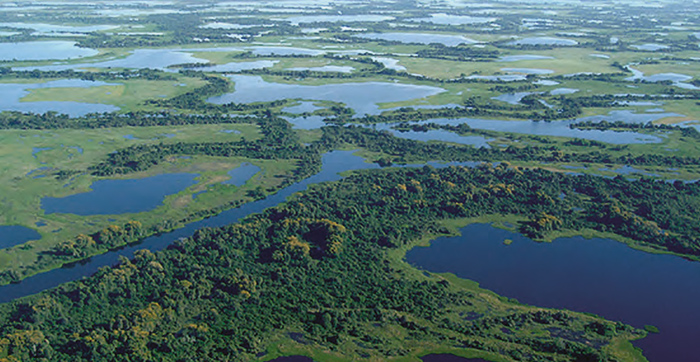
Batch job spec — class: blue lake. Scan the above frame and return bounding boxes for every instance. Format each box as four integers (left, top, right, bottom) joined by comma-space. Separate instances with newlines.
223, 163, 261, 186
208, 75, 445, 116
42, 173, 199, 215
354, 32, 478, 46
0, 225, 41, 249
0, 41, 98, 61
406, 223, 700, 362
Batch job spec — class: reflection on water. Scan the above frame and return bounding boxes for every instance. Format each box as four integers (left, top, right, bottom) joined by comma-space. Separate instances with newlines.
407, 223, 700, 362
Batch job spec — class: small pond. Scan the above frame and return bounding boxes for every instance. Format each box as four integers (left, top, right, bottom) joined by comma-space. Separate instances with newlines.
222, 163, 261, 187
0, 225, 41, 249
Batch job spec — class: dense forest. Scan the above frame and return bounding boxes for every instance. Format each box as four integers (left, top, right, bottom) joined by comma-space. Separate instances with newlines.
0, 164, 653, 361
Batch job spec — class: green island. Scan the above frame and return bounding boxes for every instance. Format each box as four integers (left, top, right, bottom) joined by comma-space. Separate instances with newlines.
0, 0, 698, 361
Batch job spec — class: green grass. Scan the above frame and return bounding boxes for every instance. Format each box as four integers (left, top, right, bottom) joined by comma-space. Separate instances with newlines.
0, 123, 268, 278
20, 77, 207, 112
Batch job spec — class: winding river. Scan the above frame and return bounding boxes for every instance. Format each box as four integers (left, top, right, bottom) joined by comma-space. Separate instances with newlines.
0, 151, 379, 303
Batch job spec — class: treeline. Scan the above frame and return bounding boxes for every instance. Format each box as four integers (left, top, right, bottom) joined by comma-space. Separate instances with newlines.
571, 120, 700, 139
0, 68, 177, 81
0, 164, 647, 361
320, 125, 700, 168
0, 110, 257, 130
90, 114, 318, 179
415, 44, 500, 61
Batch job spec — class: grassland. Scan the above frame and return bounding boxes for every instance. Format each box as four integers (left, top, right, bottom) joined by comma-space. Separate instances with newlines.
18, 77, 208, 112
0, 122, 274, 277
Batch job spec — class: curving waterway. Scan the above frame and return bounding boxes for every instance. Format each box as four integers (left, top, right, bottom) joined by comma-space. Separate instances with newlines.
0, 151, 379, 303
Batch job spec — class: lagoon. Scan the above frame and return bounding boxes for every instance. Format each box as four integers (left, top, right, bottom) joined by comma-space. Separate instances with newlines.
406, 223, 700, 362
42, 173, 199, 215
